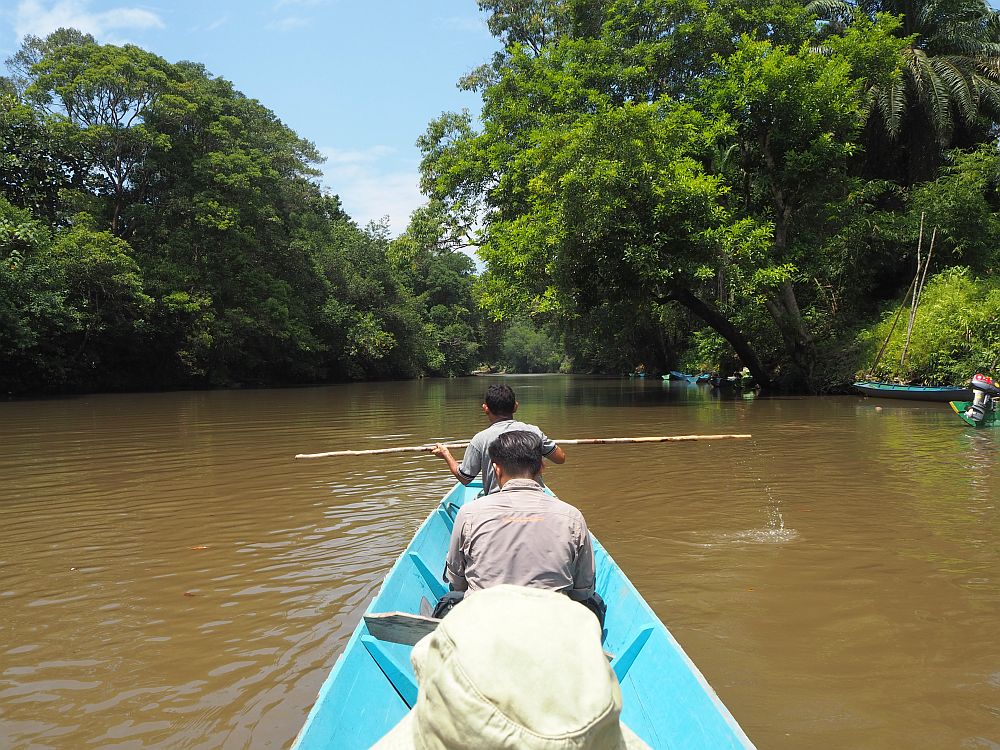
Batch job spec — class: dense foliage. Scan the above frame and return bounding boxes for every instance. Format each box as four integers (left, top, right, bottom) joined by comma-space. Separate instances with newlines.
1, 32, 482, 394
6, 1, 1000, 395
420, 0, 1000, 390
859, 267, 1000, 384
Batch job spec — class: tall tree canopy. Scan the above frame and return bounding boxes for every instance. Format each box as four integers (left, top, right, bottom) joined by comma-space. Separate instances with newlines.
1, 30, 484, 394
420, 0, 1000, 389
809, 0, 1000, 183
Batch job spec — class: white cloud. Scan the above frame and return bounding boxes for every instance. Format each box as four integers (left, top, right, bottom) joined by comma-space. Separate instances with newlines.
201, 16, 228, 32
436, 15, 488, 33
319, 146, 425, 237
267, 15, 308, 32
14, 0, 163, 42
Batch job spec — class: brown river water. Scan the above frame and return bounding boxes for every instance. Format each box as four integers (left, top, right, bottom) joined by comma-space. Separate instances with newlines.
1, 375, 997, 749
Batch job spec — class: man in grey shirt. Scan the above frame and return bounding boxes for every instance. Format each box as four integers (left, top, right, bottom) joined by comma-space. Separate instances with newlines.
437, 430, 603, 624
431, 383, 566, 495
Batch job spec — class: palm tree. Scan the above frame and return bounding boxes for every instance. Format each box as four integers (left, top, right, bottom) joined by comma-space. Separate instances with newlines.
808, 0, 1000, 183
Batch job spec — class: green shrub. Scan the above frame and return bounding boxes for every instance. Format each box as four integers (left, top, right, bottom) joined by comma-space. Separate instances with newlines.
499, 320, 564, 373
857, 267, 1000, 384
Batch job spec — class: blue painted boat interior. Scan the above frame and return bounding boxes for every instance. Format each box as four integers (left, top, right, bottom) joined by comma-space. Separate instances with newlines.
292, 482, 756, 750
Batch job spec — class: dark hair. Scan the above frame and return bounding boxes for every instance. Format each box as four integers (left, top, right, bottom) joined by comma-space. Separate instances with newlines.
488, 430, 543, 477
484, 384, 516, 416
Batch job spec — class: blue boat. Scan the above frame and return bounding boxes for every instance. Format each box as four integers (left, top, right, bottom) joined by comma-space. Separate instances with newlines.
669, 370, 710, 384
854, 380, 972, 402
292, 481, 755, 749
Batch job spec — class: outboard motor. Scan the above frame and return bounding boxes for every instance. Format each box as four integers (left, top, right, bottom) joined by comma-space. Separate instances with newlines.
965, 373, 1000, 424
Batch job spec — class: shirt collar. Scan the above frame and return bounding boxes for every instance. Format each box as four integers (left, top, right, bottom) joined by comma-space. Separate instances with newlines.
498, 478, 543, 492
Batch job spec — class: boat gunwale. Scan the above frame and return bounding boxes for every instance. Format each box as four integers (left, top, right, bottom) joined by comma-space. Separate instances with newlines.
291, 480, 756, 749
854, 380, 973, 401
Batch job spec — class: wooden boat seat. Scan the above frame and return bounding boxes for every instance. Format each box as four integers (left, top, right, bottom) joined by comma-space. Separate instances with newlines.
365, 611, 441, 646
365, 610, 617, 661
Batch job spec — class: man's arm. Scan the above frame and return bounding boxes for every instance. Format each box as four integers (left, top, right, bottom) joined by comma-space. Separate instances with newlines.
431, 444, 474, 485
546, 445, 567, 464
538, 432, 567, 465
568, 519, 596, 601
444, 517, 469, 591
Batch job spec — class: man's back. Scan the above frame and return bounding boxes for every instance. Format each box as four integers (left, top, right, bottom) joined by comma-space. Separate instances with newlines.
445, 478, 594, 600
459, 420, 557, 494
432, 384, 566, 492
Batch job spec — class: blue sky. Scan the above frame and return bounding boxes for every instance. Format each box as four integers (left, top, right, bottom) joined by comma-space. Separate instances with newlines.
0, 0, 498, 235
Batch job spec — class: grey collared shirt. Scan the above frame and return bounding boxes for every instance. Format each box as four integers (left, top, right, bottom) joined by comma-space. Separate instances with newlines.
445, 478, 595, 601
457, 420, 558, 495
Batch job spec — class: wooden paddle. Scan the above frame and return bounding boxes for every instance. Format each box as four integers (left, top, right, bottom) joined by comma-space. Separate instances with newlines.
294, 433, 752, 459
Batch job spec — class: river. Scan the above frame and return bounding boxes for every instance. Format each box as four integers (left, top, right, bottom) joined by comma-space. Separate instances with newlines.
0, 375, 997, 749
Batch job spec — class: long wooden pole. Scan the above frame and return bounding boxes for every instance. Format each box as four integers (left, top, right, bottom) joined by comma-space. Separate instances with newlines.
294, 434, 752, 460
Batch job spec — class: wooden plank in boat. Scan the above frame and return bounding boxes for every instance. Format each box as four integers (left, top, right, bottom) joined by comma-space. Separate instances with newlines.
365, 612, 441, 646
365, 609, 617, 660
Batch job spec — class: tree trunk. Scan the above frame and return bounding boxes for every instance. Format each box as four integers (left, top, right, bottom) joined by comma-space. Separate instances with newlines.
763, 280, 816, 388
665, 286, 774, 391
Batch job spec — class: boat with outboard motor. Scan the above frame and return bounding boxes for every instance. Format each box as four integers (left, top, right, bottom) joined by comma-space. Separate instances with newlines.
291, 480, 755, 749
949, 374, 1000, 428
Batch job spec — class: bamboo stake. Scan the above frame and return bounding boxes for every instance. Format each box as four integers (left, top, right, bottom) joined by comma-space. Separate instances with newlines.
294, 434, 753, 460
869, 270, 919, 377
901, 227, 936, 370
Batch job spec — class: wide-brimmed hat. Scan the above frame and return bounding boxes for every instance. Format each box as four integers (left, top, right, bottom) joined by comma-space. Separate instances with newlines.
371, 584, 650, 749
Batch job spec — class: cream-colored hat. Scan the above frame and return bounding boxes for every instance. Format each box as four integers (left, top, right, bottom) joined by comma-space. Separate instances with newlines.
371, 585, 650, 750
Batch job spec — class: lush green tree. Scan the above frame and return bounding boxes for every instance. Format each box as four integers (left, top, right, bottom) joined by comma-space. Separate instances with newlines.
703, 34, 875, 384
0, 91, 75, 221
11, 31, 178, 232
810, 0, 1000, 183
0, 198, 152, 391
0, 198, 73, 391
426, 5, 882, 386
858, 266, 1000, 383
130, 60, 331, 384
422, 0, 931, 389
44, 218, 152, 387
1, 30, 484, 393
500, 318, 565, 372
389, 201, 481, 376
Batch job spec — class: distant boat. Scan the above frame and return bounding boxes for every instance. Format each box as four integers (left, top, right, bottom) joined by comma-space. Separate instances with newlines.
710, 375, 754, 391
854, 381, 972, 402
291, 481, 756, 749
669, 371, 711, 384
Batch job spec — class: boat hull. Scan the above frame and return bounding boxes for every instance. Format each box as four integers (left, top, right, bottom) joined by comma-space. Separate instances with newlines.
949, 400, 999, 428
670, 371, 711, 384
292, 482, 755, 750
854, 381, 973, 402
